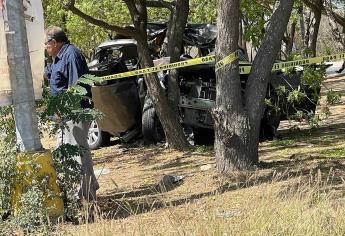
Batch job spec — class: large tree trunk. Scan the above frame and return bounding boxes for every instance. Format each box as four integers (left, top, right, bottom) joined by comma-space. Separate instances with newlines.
137, 39, 190, 149
245, 0, 294, 163
128, 0, 190, 150
166, 0, 189, 116
214, 0, 294, 172
214, 0, 247, 171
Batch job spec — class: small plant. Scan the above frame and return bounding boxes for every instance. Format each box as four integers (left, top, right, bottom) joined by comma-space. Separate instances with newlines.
300, 66, 326, 90
0, 106, 16, 144
11, 186, 48, 233
270, 138, 296, 147
193, 145, 213, 154
326, 89, 341, 105
276, 85, 288, 97
302, 47, 313, 57
39, 74, 104, 220
264, 98, 281, 118
269, 64, 340, 129
287, 87, 307, 104
52, 144, 84, 220
320, 148, 345, 158
0, 142, 16, 219
0, 142, 53, 235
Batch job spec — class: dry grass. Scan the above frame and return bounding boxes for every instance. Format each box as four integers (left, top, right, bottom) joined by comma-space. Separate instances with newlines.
58, 173, 345, 236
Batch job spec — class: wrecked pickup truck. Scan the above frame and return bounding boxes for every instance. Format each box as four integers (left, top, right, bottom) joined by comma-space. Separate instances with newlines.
87, 23, 320, 149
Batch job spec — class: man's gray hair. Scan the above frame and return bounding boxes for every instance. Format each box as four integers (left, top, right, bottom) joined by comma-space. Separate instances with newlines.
45, 26, 68, 43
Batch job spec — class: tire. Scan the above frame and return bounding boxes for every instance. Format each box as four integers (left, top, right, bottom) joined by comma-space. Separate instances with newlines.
260, 85, 281, 141
193, 128, 214, 146
260, 108, 281, 141
87, 120, 111, 150
142, 107, 159, 145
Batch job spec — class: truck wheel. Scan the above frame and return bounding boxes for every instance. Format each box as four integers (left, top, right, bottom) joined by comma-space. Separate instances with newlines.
260, 85, 281, 141
142, 107, 159, 145
193, 128, 214, 145
260, 109, 281, 141
87, 120, 110, 150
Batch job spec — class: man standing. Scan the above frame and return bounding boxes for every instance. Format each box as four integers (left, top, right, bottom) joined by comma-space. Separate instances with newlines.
44, 26, 99, 201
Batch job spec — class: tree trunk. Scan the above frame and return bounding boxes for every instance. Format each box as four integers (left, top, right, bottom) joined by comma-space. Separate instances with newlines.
239, 18, 248, 55
166, 0, 189, 116
245, 0, 294, 163
286, 20, 297, 56
128, 1, 190, 150
305, 11, 312, 53
214, 0, 249, 171
214, 0, 294, 172
299, 6, 306, 48
310, 0, 323, 57
136, 39, 190, 150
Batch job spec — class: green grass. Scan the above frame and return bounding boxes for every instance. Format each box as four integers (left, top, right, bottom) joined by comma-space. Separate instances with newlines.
191, 145, 214, 154
270, 138, 297, 147
320, 148, 345, 158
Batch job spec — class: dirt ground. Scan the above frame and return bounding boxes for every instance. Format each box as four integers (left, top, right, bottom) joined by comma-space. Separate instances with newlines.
43, 75, 345, 235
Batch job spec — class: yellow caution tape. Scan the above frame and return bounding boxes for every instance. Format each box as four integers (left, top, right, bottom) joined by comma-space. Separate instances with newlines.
102, 55, 217, 81
101, 51, 238, 81
239, 65, 252, 74
100, 52, 345, 81
241, 52, 345, 75
215, 51, 239, 71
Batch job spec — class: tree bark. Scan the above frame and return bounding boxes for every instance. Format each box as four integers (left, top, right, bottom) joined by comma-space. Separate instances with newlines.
305, 11, 312, 51
299, 6, 306, 48
136, 39, 190, 150
310, 0, 323, 57
245, 0, 294, 163
214, 0, 247, 171
285, 20, 297, 56
166, 0, 189, 116
125, 0, 190, 150
239, 18, 248, 54
214, 0, 294, 172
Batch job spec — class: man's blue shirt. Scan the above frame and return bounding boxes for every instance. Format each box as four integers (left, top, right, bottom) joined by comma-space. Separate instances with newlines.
49, 43, 89, 96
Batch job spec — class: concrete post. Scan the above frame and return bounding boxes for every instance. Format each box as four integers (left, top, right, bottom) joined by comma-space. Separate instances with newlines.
4, 1, 42, 151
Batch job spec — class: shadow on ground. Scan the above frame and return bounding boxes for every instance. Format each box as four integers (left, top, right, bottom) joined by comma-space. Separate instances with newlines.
93, 121, 345, 220
97, 157, 345, 219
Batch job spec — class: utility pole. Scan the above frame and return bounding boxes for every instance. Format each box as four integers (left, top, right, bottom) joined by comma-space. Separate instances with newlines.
2, 2, 63, 217
4, 0, 42, 151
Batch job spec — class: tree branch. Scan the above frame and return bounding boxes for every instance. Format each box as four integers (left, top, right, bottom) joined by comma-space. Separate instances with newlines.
62, 0, 135, 37
147, 0, 174, 11
303, 0, 319, 11
303, 0, 345, 27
